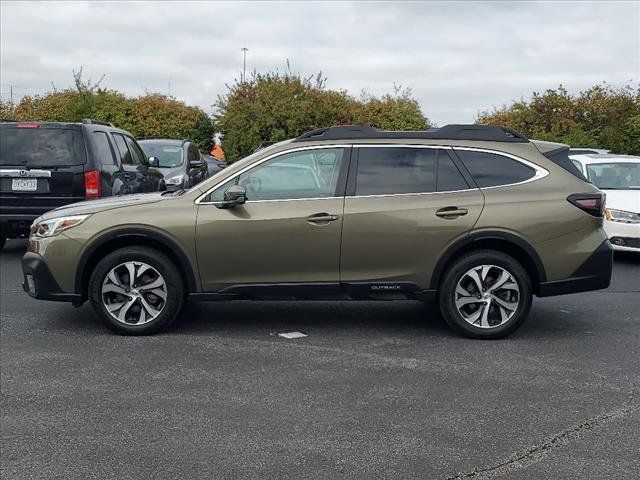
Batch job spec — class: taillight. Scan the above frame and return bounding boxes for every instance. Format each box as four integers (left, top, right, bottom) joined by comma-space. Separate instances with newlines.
84, 170, 101, 198
567, 193, 606, 217
16, 123, 40, 128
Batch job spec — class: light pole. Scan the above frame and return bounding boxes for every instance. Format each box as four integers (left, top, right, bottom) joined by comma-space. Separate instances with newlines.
241, 47, 248, 82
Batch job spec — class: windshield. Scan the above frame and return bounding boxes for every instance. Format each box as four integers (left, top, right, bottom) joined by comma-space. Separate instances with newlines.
586, 162, 640, 190
0, 126, 86, 166
139, 143, 183, 168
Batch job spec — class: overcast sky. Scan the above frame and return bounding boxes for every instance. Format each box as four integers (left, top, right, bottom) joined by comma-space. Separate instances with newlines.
1, 1, 638, 125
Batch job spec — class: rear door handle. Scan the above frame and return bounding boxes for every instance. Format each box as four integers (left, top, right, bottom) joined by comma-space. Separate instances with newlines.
307, 213, 339, 224
435, 207, 468, 218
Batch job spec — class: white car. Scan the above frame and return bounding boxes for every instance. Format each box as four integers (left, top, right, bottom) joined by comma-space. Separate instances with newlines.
570, 154, 640, 252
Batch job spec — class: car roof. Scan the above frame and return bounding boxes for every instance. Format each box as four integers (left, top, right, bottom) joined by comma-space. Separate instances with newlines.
569, 154, 640, 164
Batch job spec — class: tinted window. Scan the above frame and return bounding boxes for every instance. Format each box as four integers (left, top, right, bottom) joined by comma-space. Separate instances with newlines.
437, 151, 469, 191
125, 136, 146, 166
188, 144, 200, 162
209, 148, 345, 202
93, 132, 115, 165
356, 147, 436, 195
455, 150, 535, 187
0, 126, 85, 166
112, 134, 133, 165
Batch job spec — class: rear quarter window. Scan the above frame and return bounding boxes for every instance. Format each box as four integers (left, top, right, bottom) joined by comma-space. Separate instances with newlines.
454, 149, 535, 188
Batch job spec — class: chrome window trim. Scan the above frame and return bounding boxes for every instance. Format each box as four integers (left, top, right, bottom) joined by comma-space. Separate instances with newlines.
452, 146, 549, 189
195, 143, 549, 204
195, 144, 350, 204
0, 169, 52, 178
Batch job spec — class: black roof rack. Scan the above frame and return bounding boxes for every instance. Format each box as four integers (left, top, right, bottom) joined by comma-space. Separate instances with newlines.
293, 124, 528, 143
82, 118, 115, 127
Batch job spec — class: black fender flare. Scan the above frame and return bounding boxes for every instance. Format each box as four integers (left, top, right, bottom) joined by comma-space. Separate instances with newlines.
75, 227, 198, 295
429, 230, 547, 290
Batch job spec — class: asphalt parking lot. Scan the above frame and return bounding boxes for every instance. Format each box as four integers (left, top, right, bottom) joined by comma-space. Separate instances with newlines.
1, 239, 639, 479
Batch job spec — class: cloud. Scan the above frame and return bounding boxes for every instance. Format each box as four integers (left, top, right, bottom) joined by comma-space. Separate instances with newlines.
1, 0, 638, 124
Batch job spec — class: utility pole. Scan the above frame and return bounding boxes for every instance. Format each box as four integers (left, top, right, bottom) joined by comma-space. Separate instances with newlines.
241, 47, 248, 82
10, 84, 13, 106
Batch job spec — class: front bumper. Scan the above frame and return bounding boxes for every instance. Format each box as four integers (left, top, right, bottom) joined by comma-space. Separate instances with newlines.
604, 218, 640, 252
538, 240, 613, 297
21, 252, 82, 304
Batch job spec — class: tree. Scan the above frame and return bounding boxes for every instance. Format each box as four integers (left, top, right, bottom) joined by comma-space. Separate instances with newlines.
477, 83, 640, 154
1, 70, 215, 150
214, 71, 429, 162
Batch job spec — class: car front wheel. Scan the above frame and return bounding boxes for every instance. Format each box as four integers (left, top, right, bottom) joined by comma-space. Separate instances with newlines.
438, 250, 533, 339
88, 247, 184, 335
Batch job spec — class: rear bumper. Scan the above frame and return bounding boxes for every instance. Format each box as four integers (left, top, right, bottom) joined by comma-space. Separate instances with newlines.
538, 240, 613, 297
1, 214, 39, 237
21, 252, 81, 304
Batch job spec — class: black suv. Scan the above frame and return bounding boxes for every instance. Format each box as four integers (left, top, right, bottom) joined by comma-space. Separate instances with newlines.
138, 138, 208, 191
0, 120, 165, 248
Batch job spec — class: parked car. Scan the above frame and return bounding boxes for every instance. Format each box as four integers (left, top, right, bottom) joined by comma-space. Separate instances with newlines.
569, 147, 610, 155
201, 154, 228, 177
138, 139, 208, 191
0, 119, 165, 249
569, 154, 640, 252
21, 124, 612, 338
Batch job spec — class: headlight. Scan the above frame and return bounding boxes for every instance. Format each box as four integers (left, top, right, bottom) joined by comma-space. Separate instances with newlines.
31, 214, 90, 238
605, 208, 640, 224
165, 174, 186, 185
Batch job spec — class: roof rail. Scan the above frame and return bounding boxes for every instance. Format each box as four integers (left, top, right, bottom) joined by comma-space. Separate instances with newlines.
293, 124, 528, 143
82, 118, 115, 127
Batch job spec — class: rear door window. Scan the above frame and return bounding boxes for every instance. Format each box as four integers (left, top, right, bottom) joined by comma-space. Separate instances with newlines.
454, 149, 535, 187
124, 136, 146, 166
112, 134, 133, 165
0, 126, 86, 166
93, 132, 115, 165
355, 147, 437, 196
437, 150, 469, 192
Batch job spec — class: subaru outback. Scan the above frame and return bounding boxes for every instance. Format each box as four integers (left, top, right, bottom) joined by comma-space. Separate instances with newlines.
21, 125, 613, 339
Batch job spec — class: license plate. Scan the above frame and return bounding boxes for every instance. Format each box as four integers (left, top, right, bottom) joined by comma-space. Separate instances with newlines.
12, 178, 37, 191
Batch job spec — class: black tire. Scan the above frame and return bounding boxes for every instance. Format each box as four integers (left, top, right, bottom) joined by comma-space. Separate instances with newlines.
438, 249, 533, 339
88, 246, 184, 335
0, 235, 5, 251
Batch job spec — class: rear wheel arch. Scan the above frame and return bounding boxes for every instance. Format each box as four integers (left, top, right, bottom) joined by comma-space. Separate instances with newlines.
430, 232, 546, 294
76, 229, 198, 301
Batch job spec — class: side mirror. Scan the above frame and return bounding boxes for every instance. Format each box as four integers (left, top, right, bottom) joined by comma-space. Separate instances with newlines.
216, 185, 246, 209
148, 156, 159, 168
189, 160, 204, 168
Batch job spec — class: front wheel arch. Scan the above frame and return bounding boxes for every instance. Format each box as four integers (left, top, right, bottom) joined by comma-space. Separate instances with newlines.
76, 229, 198, 302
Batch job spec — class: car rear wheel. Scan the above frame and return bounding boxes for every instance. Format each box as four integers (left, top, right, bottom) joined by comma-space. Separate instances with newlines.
0, 235, 5, 251
438, 250, 532, 339
88, 247, 184, 335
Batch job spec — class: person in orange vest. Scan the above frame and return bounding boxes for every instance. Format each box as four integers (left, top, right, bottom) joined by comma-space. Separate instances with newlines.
209, 142, 225, 160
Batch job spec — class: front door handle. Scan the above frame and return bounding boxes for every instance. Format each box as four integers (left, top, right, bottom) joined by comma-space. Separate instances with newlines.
435, 207, 468, 218
307, 213, 339, 224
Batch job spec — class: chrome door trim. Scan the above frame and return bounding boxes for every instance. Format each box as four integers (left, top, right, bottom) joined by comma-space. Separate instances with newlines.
0, 169, 52, 178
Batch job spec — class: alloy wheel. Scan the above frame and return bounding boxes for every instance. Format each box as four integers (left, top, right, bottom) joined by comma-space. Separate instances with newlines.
454, 264, 520, 328
101, 261, 167, 325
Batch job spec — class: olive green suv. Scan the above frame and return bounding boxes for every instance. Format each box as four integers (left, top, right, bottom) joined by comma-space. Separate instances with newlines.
21, 125, 613, 338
